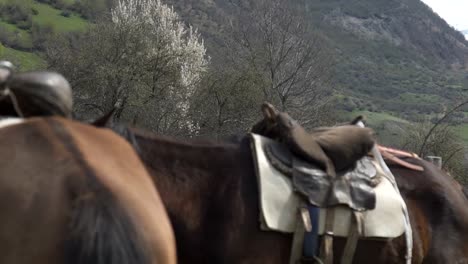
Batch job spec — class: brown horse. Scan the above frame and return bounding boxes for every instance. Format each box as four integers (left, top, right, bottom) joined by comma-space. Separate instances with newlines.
102, 109, 468, 264
104, 120, 468, 263
386, 158, 468, 263
0, 117, 176, 264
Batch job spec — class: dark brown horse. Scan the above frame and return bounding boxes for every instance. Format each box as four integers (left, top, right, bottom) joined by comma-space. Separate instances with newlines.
386, 158, 468, 263
0, 117, 176, 264
107, 120, 468, 263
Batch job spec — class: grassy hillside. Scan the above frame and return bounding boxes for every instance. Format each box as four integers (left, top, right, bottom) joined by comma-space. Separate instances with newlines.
30, 1, 87, 32
0, 0, 89, 70
0, 43, 43, 69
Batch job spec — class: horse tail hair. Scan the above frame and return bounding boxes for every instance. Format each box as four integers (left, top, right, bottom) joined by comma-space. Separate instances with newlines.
64, 175, 151, 264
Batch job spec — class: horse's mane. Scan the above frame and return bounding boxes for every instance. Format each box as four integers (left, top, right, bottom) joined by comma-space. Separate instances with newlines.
111, 124, 247, 152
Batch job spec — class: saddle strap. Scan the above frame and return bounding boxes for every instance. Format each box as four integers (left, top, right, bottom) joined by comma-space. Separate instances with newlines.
290, 203, 308, 264
320, 208, 335, 264
340, 211, 363, 264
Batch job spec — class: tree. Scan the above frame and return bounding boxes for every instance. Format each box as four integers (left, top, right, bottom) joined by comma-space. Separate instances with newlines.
399, 101, 468, 184
45, 0, 208, 135
190, 66, 264, 138
224, 0, 336, 126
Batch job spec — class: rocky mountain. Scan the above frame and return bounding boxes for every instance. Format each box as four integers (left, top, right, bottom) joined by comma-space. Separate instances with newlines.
299, 0, 468, 118
165, 0, 468, 120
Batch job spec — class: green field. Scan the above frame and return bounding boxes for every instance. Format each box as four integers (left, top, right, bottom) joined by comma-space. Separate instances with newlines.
0, 0, 88, 69
0, 0, 88, 33
343, 110, 409, 126
452, 124, 468, 144
0, 43, 44, 70
342, 110, 468, 145
397, 92, 442, 104
31, 1, 88, 32
0, 20, 33, 49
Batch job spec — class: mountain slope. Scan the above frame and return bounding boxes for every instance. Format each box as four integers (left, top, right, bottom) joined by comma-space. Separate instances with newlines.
299, 0, 468, 119
2, 0, 468, 122
164, 0, 468, 121
0, 0, 92, 70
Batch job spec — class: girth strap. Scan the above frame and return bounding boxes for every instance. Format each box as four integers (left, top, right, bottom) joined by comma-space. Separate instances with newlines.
340, 211, 363, 264
320, 208, 335, 264
290, 203, 308, 264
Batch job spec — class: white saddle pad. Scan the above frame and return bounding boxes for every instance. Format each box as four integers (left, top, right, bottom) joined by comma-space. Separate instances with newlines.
250, 133, 406, 238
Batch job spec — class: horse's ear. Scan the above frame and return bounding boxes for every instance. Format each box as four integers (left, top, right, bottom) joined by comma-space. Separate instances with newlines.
91, 108, 116, 127
261, 102, 278, 121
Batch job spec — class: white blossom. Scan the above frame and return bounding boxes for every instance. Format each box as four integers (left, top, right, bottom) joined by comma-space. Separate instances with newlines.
112, 0, 209, 133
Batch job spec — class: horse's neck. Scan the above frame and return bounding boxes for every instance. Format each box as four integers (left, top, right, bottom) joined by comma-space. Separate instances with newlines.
134, 133, 255, 261
134, 132, 250, 204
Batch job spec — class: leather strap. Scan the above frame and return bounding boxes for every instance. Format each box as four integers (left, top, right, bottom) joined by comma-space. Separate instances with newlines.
320, 208, 335, 264
290, 204, 307, 264
379, 150, 424, 171
340, 211, 363, 264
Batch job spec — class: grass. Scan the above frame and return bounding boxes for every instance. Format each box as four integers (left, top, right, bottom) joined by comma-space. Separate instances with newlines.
345, 110, 409, 126
61, 0, 75, 5
0, 20, 33, 48
31, 1, 88, 32
0, 0, 88, 33
0, 43, 45, 70
339, 110, 411, 146
0, 0, 88, 70
397, 92, 442, 104
452, 124, 468, 144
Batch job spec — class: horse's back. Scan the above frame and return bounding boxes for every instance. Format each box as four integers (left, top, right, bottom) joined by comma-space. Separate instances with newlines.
0, 117, 176, 264
60, 117, 177, 264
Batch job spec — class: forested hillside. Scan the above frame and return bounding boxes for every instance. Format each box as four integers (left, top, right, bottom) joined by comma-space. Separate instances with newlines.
2, 0, 467, 119
161, 0, 468, 122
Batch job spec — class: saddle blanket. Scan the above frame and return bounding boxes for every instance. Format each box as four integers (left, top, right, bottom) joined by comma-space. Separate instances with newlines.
250, 133, 406, 238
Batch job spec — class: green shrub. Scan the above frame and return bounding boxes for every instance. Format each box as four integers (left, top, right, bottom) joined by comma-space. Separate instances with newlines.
0, 2, 33, 29
31, 23, 56, 51
60, 10, 71, 17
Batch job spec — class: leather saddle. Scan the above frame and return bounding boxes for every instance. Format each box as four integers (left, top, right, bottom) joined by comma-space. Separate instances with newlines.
250, 103, 405, 264
251, 103, 378, 210
251, 102, 376, 178
0, 61, 73, 118
265, 142, 378, 211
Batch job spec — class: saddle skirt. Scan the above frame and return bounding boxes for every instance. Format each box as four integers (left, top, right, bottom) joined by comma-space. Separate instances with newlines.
250, 133, 406, 238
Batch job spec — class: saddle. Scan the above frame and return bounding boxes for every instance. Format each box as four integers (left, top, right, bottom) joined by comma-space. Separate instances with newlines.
253, 103, 375, 178
251, 134, 407, 264
0, 61, 73, 118
251, 103, 406, 264
266, 143, 378, 211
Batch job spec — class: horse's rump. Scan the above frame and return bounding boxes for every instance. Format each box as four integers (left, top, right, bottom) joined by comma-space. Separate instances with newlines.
0, 117, 175, 264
